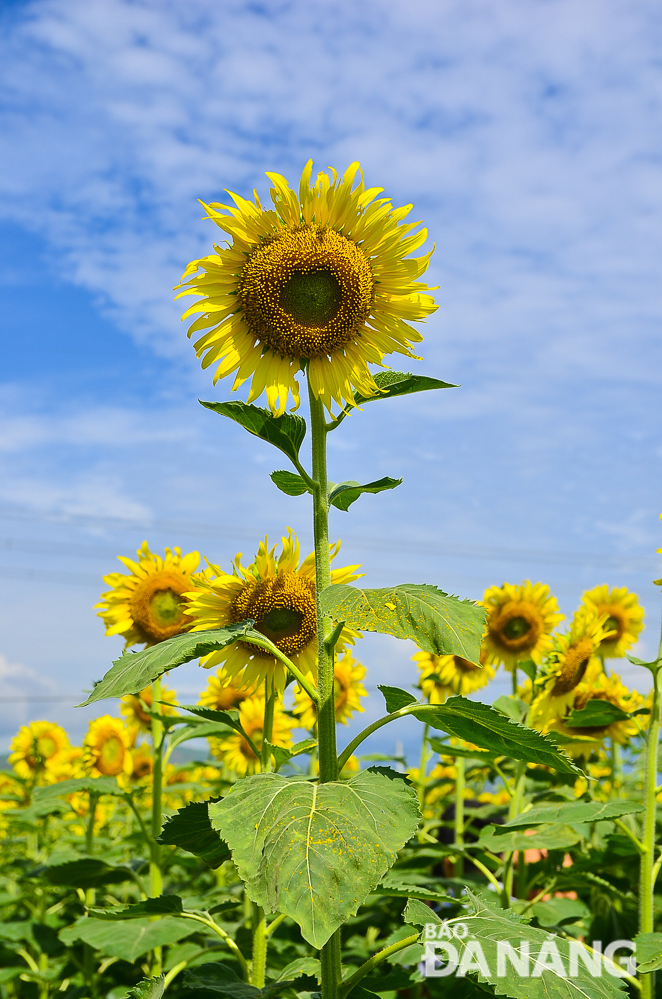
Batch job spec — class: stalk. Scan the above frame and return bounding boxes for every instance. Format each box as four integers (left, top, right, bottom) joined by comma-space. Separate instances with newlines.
308, 382, 341, 999
150, 677, 164, 978
83, 792, 99, 992
454, 756, 465, 878
252, 676, 275, 986
638, 615, 662, 999
417, 724, 429, 814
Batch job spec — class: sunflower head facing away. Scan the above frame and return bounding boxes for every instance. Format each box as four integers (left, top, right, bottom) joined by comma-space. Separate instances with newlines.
413, 650, 495, 704
83, 716, 132, 780
9, 721, 71, 782
96, 542, 203, 648
209, 695, 293, 776
581, 585, 644, 659
482, 580, 564, 671
294, 651, 367, 729
176, 161, 438, 415
185, 529, 361, 692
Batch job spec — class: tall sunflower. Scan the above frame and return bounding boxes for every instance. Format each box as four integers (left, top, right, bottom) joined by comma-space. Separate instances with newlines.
96, 542, 204, 648
120, 682, 178, 740
545, 670, 645, 756
529, 608, 612, 729
294, 651, 367, 729
185, 529, 361, 692
581, 585, 644, 660
482, 580, 564, 671
176, 161, 438, 416
413, 650, 495, 704
209, 696, 293, 776
9, 721, 71, 782
83, 716, 133, 780
199, 672, 255, 711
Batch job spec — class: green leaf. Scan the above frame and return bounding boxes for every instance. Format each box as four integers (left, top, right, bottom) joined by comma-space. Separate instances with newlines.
271, 470, 310, 496
183, 962, 296, 998
412, 697, 581, 774
492, 695, 529, 724
477, 823, 582, 853
60, 916, 198, 961
426, 737, 496, 763
158, 800, 231, 869
264, 738, 318, 770
176, 705, 258, 754
436, 890, 627, 997
633, 932, 662, 973
565, 701, 633, 728
276, 957, 321, 983
378, 685, 418, 713
504, 799, 643, 828
531, 897, 590, 928
201, 400, 306, 464
32, 777, 124, 800
77, 622, 257, 705
321, 584, 485, 661
403, 897, 442, 927
209, 769, 420, 948
89, 896, 184, 919
328, 477, 402, 512
39, 856, 137, 889
123, 977, 165, 999
354, 371, 457, 406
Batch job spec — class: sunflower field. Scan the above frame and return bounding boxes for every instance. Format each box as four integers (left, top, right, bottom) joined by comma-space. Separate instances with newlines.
2, 162, 662, 999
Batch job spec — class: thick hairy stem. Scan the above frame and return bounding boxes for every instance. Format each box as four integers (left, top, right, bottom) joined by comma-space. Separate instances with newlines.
639, 615, 662, 999
252, 677, 275, 985
417, 723, 429, 814
260, 677, 276, 773
309, 382, 340, 999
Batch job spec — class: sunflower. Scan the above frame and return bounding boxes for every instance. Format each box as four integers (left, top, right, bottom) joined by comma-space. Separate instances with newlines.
185, 529, 361, 692
96, 542, 204, 648
581, 585, 644, 659
176, 161, 438, 416
199, 672, 256, 711
529, 608, 613, 729
294, 651, 367, 729
83, 716, 133, 779
9, 721, 71, 782
128, 744, 154, 783
120, 681, 178, 739
210, 696, 293, 776
545, 670, 644, 757
413, 650, 495, 704
482, 580, 564, 671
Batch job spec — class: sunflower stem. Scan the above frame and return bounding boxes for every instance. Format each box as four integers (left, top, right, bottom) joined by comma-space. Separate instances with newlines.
454, 756, 465, 878
638, 611, 662, 999
309, 381, 340, 999
261, 677, 275, 773
511, 667, 518, 697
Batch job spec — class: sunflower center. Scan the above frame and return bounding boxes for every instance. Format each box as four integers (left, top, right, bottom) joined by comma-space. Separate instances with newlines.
551, 638, 593, 695
490, 601, 544, 654
238, 224, 374, 358
35, 736, 57, 760
231, 571, 317, 659
603, 611, 624, 642
130, 572, 191, 644
97, 735, 125, 776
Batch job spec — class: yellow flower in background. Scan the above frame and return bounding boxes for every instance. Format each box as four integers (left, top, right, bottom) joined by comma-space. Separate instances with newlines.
121, 682, 178, 739
581, 585, 644, 659
294, 652, 367, 729
529, 608, 612, 729
176, 161, 438, 416
0, 772, 24, 832
96, 542, 204, 648
83, 716, 132, 779
163, 763, 222, 807
413, 650, 495, 704
545, 670, 645, 757
199, 672, 256, 711
482, 580, 564, 671
210, 696, 293, 776
9, 721, 71, 781
186, 529, 361, 693
128, 744, 154, 783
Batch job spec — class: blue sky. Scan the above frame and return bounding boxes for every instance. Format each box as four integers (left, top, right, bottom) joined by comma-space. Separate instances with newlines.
0, 0, 661, 758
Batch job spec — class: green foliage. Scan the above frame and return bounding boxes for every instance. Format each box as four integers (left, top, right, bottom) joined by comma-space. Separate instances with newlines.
355, 370, 458, 403
200, 400, 306, 463
209, 769, 420, 948
124, 977, 165, 999
184, 961, 296, 997
633, 932, 662, 972
90, 896, 185, 918
412, 697, 582, 773
377, 684, 418, 713
478, 822, 583, 853
321, 583, 485, 661
33, 776, 124, 799
78, 622, 258, 704
503, 799, 643, 827
39, 856, 138, 888
565, 700, 645, 727
271, 471, 402, 511
60, 916, 198, 960
158, 799, 231, 868
270, 470, 310, 495
402, 897, 443, 926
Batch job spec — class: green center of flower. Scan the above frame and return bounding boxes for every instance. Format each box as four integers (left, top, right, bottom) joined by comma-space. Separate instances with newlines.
150, 589, 183, 627
259, 606, 304, 642
280, 270, 342, 327
503, 616, 531, 640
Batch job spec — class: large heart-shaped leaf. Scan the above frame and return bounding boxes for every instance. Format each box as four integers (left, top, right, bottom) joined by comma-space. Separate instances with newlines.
90, 896, 184, 919
78, 622, 257, 705
503, 799, 643, 828
201, 400, 306, 464
321, 584, 484, 661
477, 823, 582, 853
209, 769, 420, 948
158, 800, 231, 868
60, 916, 198, 961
